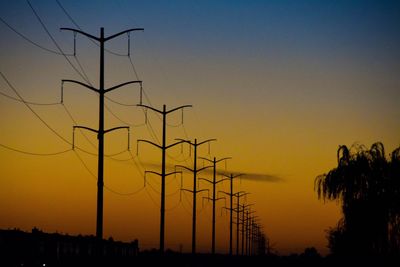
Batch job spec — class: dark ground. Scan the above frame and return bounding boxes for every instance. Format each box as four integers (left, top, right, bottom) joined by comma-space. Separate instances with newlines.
2, 251, 399, 267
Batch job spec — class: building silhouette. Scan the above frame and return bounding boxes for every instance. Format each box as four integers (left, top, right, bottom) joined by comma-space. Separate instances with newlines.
0, 228, 138, 266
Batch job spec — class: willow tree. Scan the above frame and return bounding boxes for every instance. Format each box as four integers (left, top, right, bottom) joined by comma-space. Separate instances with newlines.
315, 142, 400, 256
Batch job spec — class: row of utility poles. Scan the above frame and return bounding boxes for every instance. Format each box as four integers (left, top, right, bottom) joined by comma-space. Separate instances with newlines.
61, 26, 267, 256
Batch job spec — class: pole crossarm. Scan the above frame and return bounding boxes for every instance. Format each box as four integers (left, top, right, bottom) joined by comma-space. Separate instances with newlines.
234, 191, 250, 199
62, 79, 98, 93
181, 187, 209, 195
199, 156, 232, 164
104, 80, 142, 93
221, 173, 243, 179
104, 28, 144, 42
62, 79, 142, 94
176, 164, 213, 174
166, 105, 192, 115
137, 104, 192, 115
74, 125, 98, 133
204, 196, 225, 202
145, 170, 181, 177
60, 28, 100, 41
60, 27, 144, 42
219, 190, 234, 197
176, 138, 216, 147
197, 188, 209, 194
198, 177, 212, 184
166, 140, 186, 150
104, 126, 129, 134
137, 139, 162, 150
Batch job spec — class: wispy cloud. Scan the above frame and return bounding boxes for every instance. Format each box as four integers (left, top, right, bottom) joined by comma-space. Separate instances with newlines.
140, 161, 283, 183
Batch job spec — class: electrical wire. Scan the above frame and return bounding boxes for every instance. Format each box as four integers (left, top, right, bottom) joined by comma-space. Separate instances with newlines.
104, 103, 146, 127
26, 0, 91, 84
0, 143, 71, 156
165, 198, 182, 212
105, 95, 137, 107
73, 149, 144, 196
55, 0, 127, 57
144, 186, 160, 208
0, 16, 73, 56
61, 103, 97, 149
0, 90, 60, 106
1, 71, 71, 145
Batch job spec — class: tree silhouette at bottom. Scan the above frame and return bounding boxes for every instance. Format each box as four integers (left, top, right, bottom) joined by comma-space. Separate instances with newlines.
315, 142, 400, 256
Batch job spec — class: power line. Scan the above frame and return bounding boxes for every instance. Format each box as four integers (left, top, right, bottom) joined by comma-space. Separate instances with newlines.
1, 70, 126, 159
26, 0, 91, 84
104, 103, 146, 127
61, 103, 97, 149
55, 0, 127, 57
0, 143, 71, 156
0, 16, 72, 56
73, 149, 144, 196
1, 71, 71, 145
0, 90, 60, 106
105, 95, 137, 106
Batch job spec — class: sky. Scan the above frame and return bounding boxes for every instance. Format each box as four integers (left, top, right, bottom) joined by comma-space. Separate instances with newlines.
0, 0, 399, 255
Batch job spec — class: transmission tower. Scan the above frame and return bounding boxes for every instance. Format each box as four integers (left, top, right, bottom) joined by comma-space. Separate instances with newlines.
61, 27, 143, 241
219, 173, 242, 255
233, 191, 249, 255
137, 104, 191, 253
176, 138, 216, 254
198, 156, 231, 254
239, 203, 253, 255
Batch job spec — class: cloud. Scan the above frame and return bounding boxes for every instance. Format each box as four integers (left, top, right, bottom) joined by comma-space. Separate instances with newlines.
139, 161, 283, 183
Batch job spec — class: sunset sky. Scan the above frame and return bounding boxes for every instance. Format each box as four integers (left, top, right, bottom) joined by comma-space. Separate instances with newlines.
0, 0, 399, 255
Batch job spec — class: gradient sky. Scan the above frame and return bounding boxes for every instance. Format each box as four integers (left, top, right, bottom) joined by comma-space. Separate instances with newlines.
0, 0, 399, 255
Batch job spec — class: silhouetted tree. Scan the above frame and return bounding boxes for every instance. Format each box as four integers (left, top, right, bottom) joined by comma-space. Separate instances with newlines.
315, 142, 400, 256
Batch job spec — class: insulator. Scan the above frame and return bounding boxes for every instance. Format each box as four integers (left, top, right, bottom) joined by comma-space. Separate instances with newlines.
127, 32, 130, 57
127, 128, 130, 150
73, 32, 77, 56
139, 83, 143, 105
61, 81, 64, 104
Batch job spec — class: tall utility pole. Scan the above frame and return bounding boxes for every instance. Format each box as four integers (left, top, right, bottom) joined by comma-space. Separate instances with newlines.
233, 192, 249, 255
176, 138, 216, 255
61, 27, 143, 240
137, 104, 192, 253
220, 173, 242, 255
198, 156, 231, 254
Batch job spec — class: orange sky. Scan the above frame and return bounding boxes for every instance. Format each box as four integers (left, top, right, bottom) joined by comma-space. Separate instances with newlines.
1, 0, 399, 255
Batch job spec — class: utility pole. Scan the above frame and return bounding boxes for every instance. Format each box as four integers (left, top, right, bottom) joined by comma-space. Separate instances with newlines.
198, 156, 231, 254
220, 173, 242, 256
137, 104, 192, 253
240, 203, 253, 256
61, 27, 143, 241
250, 216, 259, 256
176, 138, 216, 255
244, 209, 256, 255
233, 191, 249, 255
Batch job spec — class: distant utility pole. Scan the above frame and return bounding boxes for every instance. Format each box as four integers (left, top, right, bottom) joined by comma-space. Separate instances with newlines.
61, 27, 143, 240
240, 203, 253, 255
250, 216, 259, 256
220, 173, 242, 256
137, 104, 192, 253
198, 156, 231, 255
245, 212, 257, 255
233, 192, 249, 255
176, 138, 216, 255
